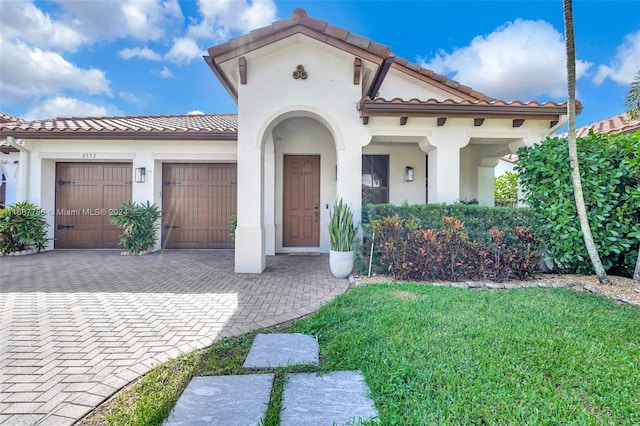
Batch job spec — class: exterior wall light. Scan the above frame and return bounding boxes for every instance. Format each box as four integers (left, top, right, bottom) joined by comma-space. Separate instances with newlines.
405, 166, 414, 182
135, 167, 146, 183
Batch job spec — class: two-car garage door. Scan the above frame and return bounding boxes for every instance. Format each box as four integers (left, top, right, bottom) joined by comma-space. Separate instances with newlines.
54, 162, 236, 249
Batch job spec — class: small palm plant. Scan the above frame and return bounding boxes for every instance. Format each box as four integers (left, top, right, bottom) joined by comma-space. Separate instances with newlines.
110, 201, 160, 255
328, 198, 358, 252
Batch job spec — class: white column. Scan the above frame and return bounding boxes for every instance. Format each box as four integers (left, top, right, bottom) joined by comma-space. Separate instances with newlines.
477, 158, 499, 206
423, 135, 470, 204
336, 140, 363, 229
477, 167, 496, 206
234, 131, 266, 273
263, 134, 276, 256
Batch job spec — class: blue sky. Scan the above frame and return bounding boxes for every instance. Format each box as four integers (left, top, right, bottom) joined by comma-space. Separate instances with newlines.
0, 0, 638, 129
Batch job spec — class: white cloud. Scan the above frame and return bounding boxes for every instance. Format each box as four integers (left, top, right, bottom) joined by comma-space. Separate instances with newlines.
55, 0, 184, 42
163, 0, 276, 65
189, 0, 276, 40
119, 92, 139, 104
164, 37, 203, 64
160, 66, 173, 78
421, 19, 592, 101
187, 110, 204, 115
0, 36, 112, 103
24, 97, 109, 120
118, 46, 162, 61
0, 1, 86, 51
593, 30, 640, 86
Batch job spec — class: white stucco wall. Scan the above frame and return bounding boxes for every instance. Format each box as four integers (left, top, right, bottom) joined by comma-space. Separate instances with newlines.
362, 143, 426, 205
0, 151, 19, 206
378, 69, 464, 101
18, 137, 237, 251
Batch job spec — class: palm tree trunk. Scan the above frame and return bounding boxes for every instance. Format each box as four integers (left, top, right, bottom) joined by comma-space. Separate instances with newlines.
634, 244, 640, 283
562, 0, 609, 283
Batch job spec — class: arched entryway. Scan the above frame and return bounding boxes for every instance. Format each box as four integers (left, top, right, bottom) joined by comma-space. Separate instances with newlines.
262, 112, 339, 256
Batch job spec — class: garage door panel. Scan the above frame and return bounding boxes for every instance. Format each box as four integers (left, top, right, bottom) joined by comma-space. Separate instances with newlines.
55, 163, 132, 249
162, 164, 236, 249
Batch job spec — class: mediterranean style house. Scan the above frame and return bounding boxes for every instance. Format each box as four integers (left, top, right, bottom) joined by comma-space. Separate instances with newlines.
0, 8, 572, 273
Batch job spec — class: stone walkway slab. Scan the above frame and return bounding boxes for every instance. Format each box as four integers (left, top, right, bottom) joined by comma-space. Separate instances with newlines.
281, 371, 378, 425
243, 333, 319, 368
165, 374, 273, 426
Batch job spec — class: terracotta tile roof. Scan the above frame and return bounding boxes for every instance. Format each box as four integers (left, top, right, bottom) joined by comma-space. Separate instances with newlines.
0, 112, 22, 123
358, 97, 577, 119
559, 112, 640, 138
0, 113, 238, 140
207, 8, 489, 102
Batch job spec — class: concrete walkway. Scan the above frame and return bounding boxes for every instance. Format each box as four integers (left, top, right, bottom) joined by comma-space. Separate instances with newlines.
0, 250, 350, 426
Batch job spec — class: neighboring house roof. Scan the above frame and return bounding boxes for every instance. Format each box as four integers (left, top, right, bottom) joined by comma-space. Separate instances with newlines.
500, 154, 518, 164
1, 112, 22, 123
559, 112, 640, 138
0, 112, 22, 152
0, 113, 238, 140
206, 8, 491, 103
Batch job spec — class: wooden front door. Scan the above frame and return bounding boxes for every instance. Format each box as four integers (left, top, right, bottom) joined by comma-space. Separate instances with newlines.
55, 163, 132, 249
283, 155, 320, 247
162, 163, 237, 249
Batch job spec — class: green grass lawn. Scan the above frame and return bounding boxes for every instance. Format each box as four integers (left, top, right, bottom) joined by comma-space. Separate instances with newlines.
89, 285, 640, 425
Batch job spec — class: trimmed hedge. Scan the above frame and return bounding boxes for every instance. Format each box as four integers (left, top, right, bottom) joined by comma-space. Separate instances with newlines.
361, 203, 541, 280
365, 203, 541, 246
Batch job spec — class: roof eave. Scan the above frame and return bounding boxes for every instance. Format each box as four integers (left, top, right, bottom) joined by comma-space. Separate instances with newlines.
359, 102, 576, 121
204, 56, 238, 104
0, 131, 238, 141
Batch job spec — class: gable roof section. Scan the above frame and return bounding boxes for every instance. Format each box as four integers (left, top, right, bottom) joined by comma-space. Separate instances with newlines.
205, 8, 489, 103
559, 112, 640, 138
0, 114, 238, 140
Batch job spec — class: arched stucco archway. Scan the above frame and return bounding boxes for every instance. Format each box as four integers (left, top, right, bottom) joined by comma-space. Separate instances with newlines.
258, 108, 340, 256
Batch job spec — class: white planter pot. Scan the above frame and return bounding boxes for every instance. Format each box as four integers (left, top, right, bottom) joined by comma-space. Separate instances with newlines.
329, 250, 355, 278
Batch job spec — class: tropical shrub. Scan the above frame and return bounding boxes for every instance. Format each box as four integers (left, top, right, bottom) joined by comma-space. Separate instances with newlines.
0, 201, 49, 254
494, 171, 519, 207
516, 130, 640, 276
328, 198, 359, 251
110, 201, 161, 254
365, 203, 540, 245
230, 214, 237, 241
371, 215, 540, 281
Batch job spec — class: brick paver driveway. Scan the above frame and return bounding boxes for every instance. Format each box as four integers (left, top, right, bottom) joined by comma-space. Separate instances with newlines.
0, 250, 349, 425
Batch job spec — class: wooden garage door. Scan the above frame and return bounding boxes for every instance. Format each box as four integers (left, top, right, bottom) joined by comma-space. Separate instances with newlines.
162, 163, 237, 249
55, 163, 132, 249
